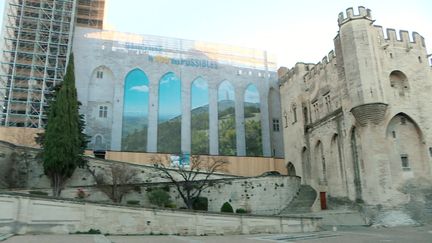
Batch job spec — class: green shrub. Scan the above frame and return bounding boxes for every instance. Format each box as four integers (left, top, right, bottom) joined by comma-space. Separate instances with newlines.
220, 202, 233, 213
235, 208, 247, 214
28, 190, 48, 196
147, 188, 172, 207
74, 228, 101, 234
165, 203, 176, 209
192, 197, 208, 211
126, 200, 140, 205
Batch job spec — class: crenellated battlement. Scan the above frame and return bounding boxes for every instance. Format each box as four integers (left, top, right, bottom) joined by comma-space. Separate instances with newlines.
338, 6, 372, 26
373, 25, 426, 48
279, 50, 337, 86
279, 63, 310, 85
304, 50, 336, 80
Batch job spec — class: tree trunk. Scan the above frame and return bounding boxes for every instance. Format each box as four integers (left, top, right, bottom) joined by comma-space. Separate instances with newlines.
52, 173, 63, 197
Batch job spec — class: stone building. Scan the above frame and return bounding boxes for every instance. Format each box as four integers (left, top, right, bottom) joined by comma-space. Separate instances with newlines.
73, 27, 284, 158
278, 7, 432, 206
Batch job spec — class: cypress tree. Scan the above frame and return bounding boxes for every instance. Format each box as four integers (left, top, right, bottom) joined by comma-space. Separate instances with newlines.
40, 53, 87, 197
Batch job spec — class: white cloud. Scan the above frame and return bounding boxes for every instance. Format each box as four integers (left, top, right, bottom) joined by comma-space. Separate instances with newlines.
193, 78, 208, 90
245, 87, 259, 103
130, 84, 149, 92
218, 81, 235, 101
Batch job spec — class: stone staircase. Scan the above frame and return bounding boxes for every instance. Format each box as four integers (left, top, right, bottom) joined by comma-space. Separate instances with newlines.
279, 185, 317, 215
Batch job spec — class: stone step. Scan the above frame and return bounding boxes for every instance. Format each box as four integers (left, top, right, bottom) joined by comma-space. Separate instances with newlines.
0, 233, 14, 241
279, 185, 317, 215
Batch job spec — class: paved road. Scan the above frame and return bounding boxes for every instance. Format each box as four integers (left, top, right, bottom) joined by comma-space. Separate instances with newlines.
4, 225, 432, 243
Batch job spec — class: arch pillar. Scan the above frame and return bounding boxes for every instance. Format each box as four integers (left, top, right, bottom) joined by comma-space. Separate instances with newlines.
110, 80, 123, 151
181, 79, 191, 154
147, 74, 159, 153
235, 88, 246, 156
260, 92, 271, 157
209, 82, 219, 155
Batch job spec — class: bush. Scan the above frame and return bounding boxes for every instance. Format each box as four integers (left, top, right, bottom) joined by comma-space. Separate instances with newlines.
74, 228, 101, 234
235, 208, 247, 214
147, 188, 172, 207
28, 190, 49, 196
220, 202, 233, 213
192, 197, 208, 211
126, 200, 140, 205
165, 203, 176, 209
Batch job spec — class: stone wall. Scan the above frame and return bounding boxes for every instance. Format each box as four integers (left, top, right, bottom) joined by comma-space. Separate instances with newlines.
0, 140, 301, 215
0, 194, 321, 235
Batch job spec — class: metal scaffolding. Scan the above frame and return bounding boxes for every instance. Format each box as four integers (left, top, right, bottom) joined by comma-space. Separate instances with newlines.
0, 0, 76, 128
76, 0, 104, 29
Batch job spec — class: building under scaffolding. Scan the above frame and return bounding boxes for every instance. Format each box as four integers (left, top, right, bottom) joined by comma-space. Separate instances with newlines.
0, 0, 105, 128
76, 0, 104, 29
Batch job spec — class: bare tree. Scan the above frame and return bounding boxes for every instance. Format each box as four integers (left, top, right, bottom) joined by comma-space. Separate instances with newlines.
151, 155, 228, 209
88, 163, 139, 203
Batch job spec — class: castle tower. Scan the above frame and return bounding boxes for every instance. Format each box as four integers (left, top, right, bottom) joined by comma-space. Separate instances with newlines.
335, 7, 388, 126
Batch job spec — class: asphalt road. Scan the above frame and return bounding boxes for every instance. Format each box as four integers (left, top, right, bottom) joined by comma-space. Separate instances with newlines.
4, 225, 432, 243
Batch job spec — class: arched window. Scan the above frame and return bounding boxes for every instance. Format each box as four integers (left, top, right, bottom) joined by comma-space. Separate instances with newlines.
287, 162, 296, 176
315, 141, 326, 184
303, 106, 308, 124
389, 70, 409, 96
191, 77, 209, 154
386, 113, 428, 175
122, 69, 149, 152
244, 84, 262, 156
158, 73, 182, 153
218, 81, 236, 156
292, 103, 297, 123
94, 135, 104, 150
301, 147, 311, 183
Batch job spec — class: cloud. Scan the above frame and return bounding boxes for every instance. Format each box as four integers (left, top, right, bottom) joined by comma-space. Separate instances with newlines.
193, 78, 208, 90
218, 82, 235, 101
130, 85, 149, 92
245, 87, 260, 103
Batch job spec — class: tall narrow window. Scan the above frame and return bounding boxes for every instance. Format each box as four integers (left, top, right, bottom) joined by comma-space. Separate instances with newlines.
122, 69, 149, 152
99, 106, 107, 118
429, 147, 432, 157
273, 119, 280, 132
244, 84, 262, 156
401, 154, 410, 170
292, 104, 297, 123
158, 73, 181, 154
283, 111, 288, 128
312, 101, 319, 121
96, 70, 103, 79
324, 94, 331, 112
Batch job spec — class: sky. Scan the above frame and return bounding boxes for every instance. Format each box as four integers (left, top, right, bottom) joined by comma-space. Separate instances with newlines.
0, 0, 430, 67
102, 0, 432, 68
